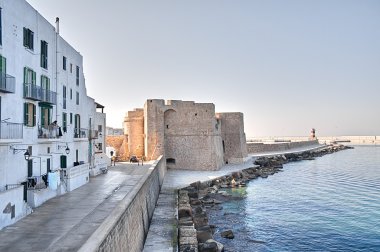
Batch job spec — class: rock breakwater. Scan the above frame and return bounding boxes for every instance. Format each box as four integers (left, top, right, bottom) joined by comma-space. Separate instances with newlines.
177, 144, 353, 252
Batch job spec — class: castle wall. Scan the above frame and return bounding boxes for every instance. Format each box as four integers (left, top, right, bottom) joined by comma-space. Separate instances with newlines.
217, 112, 248, 164
125, 109, 144, 158
163, 101, 224, 170
144, 100, 165, 160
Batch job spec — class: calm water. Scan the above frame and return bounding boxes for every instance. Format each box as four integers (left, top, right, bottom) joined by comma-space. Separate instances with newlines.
208, 146, 380, 252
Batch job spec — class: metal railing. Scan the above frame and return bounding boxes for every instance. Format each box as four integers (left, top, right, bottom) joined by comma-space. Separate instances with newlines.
74, 128, 88, 139
24, 83, 57, 104
38, 125, 60, 139
27, 174, 48, 190
0, 72, 16, 93
0, 121, 23, 139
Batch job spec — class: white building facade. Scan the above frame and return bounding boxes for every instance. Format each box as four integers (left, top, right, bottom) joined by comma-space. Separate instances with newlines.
0, 0, 107, 229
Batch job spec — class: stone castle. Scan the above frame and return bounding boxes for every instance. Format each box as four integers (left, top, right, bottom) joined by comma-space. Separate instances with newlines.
119, 99, 248, 171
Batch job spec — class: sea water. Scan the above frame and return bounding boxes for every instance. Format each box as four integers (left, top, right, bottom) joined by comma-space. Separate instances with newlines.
208, 146, 380, 252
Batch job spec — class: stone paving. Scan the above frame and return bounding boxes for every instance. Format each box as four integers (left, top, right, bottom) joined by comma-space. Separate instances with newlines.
0, 162, 151, 252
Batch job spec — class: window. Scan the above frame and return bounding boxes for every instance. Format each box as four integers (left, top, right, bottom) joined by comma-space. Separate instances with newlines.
0, 8, 2, 46
40, 105, 52, 129
63, 85, 66, 109
70, 63, 72, 73
41, 75, 50, 90
70, 88, 72, 100
0, 55, 5, 73
70, 113, 73, 124
23, 27, 34, 50
62, 112, 67, 132
98, 125, 102, 132
76, 66, 79, 85
24, 102, 36, 126
24, 67, 36, 85
63, 56, 67, 70
76, 91, 79, 105
40, 40, 48, 69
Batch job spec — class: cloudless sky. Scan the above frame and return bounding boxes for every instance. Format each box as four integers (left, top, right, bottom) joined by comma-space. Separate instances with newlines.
26, 0, 380, 137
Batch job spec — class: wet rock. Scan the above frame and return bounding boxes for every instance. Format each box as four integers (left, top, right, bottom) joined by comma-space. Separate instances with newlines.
197, 230, 213, 243
179, 205, 192, 218
199, 240, 218, 252
221, 230, 234, 239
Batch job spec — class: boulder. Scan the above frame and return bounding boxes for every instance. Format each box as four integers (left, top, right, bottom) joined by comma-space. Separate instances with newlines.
221, 230, 234, 239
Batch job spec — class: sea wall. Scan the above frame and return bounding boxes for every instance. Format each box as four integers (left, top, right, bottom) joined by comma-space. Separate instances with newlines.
78, 156, 166, 252
247, 136, 380, 145
247, 140, 319, 154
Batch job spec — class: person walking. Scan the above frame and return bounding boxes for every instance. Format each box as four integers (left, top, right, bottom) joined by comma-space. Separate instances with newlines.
110, 150, 116, 166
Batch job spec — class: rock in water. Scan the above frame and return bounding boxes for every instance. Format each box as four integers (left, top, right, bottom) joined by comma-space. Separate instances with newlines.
221, 229, 235, 239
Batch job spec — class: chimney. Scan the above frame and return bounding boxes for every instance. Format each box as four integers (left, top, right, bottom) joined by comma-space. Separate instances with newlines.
55, 17, 60, 34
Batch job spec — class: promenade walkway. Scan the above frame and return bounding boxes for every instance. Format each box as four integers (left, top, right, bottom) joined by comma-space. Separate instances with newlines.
0, 162, 151, 252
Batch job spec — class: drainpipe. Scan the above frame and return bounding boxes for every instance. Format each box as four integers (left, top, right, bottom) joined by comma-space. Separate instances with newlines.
55, 17, 59, 122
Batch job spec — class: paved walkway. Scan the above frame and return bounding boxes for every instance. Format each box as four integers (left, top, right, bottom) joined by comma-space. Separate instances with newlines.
0, 162, 151, 252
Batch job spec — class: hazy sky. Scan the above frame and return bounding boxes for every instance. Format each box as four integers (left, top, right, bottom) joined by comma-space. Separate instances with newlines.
26, 0, 380, 137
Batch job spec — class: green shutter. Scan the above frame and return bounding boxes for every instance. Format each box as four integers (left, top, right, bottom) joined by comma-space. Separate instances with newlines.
23, 28, 27, 47
24, 103, 28, 125
0, 55, 6, 73
23, 67, 27, 83
48, 108, 51, 124
32, 71, 36, 85
32, 104, 36, 126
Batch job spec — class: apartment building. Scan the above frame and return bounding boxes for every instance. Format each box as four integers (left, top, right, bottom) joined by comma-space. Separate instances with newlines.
0, 0, 107, 229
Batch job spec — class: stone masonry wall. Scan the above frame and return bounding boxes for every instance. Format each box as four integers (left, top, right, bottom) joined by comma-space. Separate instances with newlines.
78, 156, 166, 252
163, 101, 224, 170
247, 140, 319, 154
125, 109, 145, 158
217, 112, 248, 164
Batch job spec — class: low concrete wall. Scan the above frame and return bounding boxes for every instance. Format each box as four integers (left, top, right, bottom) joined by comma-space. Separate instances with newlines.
247, 140, 319, 154
78, 156, 166, 252
247, 136, 380, 145
0, 186, 28, 230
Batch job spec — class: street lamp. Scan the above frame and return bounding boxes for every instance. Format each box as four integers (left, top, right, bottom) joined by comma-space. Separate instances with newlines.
57, 144, 70, 154
24, 150, 31, 161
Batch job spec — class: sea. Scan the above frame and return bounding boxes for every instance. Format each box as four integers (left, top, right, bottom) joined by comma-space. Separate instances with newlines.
207, 146, 380, 252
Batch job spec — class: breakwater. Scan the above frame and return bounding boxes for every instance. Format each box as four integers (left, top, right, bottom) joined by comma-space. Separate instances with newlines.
78, 156, 166, 252
246, 140, 319, 154
177, 145, 351, 251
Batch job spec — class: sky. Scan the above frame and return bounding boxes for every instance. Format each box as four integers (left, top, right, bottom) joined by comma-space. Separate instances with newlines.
26, 0, 380, 137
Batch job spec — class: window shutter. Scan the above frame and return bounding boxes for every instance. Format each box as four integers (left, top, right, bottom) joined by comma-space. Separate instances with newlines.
48, 108, 51, 124
32, 104, 36, 126
24, 103, 28, 125
30, 31, 34, 50
23, 28, 27, 47
32, 71, 36, 85
23, 67, 27, 83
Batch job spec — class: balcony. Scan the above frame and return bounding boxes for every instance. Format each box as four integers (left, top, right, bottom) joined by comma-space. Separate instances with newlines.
38, 125, 61, 139
74, 128, 88, 139
0, 72, 16, 93
0, 121, 23, 139
24, 83, 57, 105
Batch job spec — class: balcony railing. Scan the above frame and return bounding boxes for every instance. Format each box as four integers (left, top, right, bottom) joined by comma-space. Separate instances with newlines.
89, 129, 99, 139
27, 174, 48, 190
0, 121, 23, 139
38, 125, 60, 139
24, 83, 57, 104
0, 72, 16, 93
41, 89, 57, 104
74, 128, 88, 139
